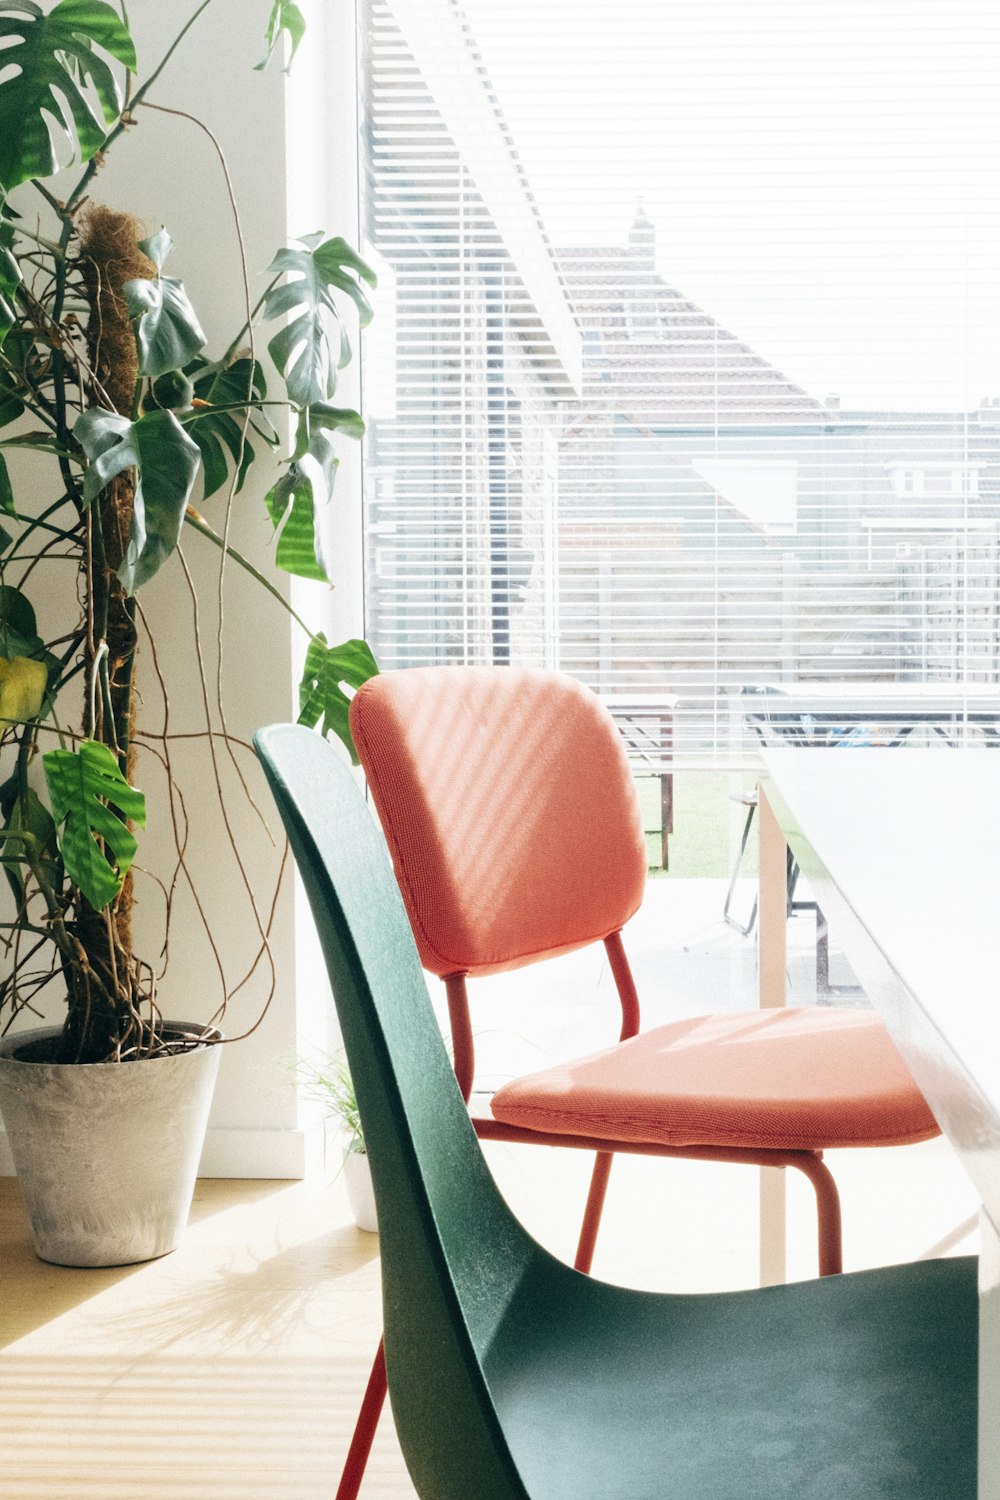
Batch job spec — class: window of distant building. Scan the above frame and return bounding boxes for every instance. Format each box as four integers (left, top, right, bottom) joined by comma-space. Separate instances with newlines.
888, 465, 980, 500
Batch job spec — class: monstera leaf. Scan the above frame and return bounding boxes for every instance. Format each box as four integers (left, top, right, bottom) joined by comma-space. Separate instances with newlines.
0, 371, 21, 437
0, 219, 21, 348
297, 635, 378, 761
0, 584, 43, 658
291, 401, 364, 460
263, 429, 341, 581
124, 231, 206, 379
75, 405, 202, 592
184, 356, 275, 499
0, 786, 61, 907
0, 587, 57, 712
259, 403, 364, 575
43, 739, 145, 910
258, 0, 306, 72
0, 0, 137, 192
0, 457, 11, 522
263, 234, 376, 408
0, 654, 46, 722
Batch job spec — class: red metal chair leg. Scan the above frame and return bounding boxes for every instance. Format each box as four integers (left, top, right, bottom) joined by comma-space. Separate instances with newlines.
574, 1150, 615, 1273
335, 1338, 387, 1500
794, 1153, 844, 1277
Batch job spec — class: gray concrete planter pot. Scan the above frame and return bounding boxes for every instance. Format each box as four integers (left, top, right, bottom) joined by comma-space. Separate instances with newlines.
0, 1023, 222, 1267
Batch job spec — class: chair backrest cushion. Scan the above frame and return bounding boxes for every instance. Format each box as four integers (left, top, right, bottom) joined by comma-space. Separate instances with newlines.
350, 667, 647, 977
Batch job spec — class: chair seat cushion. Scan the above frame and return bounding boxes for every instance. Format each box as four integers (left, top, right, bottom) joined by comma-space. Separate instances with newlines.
490, 1007, 940, 1150
492, 1255, 977, 1500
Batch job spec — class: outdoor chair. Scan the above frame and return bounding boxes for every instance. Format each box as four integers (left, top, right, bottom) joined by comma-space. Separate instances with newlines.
722, 788, 840, 991
254, 721, 977, 1500
331, 664, 940, 1498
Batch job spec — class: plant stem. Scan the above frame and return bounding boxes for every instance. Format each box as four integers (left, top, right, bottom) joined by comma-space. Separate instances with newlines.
0, 438, 78, 458
183, 506, 317, 640
180, 398, 291, 423
218, 278, 280, 368
0, 508, 82, 560
13, 207, 64, 258
64, 0, 219, 217
89, 641, 109, 741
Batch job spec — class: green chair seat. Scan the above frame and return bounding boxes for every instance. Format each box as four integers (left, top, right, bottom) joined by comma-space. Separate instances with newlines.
489, 1256, 975, 1500
255, 723, 977, 1500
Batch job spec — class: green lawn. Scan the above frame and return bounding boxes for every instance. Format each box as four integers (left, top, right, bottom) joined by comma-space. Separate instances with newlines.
636, 771, 759, 879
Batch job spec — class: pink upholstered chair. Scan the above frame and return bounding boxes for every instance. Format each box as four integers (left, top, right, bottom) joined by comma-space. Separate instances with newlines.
334, 664, 938, 1498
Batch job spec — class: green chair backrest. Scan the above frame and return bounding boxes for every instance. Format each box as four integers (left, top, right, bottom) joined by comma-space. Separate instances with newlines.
255, 723, 536, 1499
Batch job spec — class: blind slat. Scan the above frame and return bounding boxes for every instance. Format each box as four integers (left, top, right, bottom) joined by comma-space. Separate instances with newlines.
360, 0, 1000, 764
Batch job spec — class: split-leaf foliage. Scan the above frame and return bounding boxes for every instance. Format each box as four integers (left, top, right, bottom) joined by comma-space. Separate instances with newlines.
0, 0, 379, 1061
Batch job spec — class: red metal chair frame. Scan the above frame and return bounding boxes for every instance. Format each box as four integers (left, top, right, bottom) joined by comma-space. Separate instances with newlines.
333, 663, 932, 1496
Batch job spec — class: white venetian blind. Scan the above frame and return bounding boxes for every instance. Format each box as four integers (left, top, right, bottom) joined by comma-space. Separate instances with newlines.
357, 0, 1000, 765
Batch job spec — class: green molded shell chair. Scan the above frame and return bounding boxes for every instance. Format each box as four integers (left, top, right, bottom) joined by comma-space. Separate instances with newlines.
255, 723, 977, 1500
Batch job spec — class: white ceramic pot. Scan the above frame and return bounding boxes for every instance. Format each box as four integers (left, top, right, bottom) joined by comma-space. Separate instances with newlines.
0, 1022, 222, 1267
343, 1147, 378, 1233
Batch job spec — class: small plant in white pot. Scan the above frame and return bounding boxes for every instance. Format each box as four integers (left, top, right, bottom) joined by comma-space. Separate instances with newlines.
296, 1054, 377, 1233
0, 1, 378, 1267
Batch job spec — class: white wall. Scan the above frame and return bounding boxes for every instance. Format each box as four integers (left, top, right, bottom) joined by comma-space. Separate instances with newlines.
0, 2, 363, 1176
284, 0, 368, 1158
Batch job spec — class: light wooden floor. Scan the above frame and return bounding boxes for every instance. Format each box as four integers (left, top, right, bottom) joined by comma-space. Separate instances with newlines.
0, 1131, 978, 1499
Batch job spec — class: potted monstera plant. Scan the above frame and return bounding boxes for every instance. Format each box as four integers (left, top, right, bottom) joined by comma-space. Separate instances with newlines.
0, 0, 378, 1266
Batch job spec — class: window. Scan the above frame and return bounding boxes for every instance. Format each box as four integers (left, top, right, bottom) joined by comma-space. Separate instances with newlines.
889, 465, 981, 500
358, 0, 1000, 763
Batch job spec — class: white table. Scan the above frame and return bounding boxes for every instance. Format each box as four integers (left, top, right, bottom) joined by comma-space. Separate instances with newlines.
758, 749, 1000, 1497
